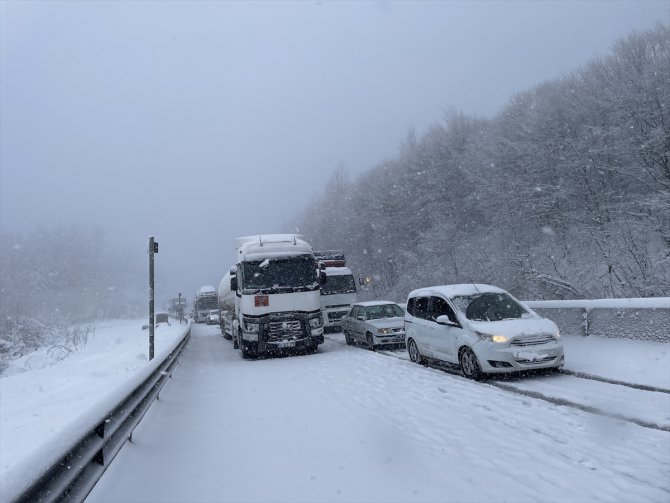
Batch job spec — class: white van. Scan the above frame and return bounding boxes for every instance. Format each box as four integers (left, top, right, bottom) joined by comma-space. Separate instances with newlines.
404, 284, 564, 379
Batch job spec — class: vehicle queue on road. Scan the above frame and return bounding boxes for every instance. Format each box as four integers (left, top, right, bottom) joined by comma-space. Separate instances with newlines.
197, 276, 565, 381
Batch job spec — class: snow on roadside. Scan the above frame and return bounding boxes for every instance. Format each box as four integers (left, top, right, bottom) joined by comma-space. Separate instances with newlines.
561, 334, 670, 389
0, 318, 190, 501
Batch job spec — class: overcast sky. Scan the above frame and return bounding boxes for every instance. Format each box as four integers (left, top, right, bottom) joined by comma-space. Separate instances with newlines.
1, 0, 668, 305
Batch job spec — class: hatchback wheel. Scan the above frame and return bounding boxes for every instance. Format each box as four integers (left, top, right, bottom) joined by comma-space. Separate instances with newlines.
459, 347, 483, 380
407, 338, 422, 364
366, 333, 376, 351
344, 330, 353, 345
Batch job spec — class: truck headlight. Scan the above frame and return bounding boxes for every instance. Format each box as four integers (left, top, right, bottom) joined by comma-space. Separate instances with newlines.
244, 321, 259, 333
309, 316, 323, 328
475, 331, 508, 343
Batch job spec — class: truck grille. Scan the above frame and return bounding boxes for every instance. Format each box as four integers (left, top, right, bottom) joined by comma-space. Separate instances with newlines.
268, 320, 304, 341
510, 334, 556, 347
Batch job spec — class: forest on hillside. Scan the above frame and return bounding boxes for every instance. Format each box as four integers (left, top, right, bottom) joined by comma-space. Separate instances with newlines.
294, 25, 670, 301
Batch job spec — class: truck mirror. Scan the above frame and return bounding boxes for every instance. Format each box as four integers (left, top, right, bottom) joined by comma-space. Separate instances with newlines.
230, 277, 238, 291
320, 271, 327, 285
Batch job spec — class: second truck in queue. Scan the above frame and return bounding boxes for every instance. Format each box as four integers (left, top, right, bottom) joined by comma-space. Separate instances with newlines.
314, 250, 357, 330
193, 285, 218, 323
229, 234, 325, 358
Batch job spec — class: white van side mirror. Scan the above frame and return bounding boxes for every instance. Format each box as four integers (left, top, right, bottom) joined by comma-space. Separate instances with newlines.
436, 315, 460, 328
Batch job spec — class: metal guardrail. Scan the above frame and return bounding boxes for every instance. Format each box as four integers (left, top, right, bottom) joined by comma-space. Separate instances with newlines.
11, 326, 191, 503
525, 298, 670, 342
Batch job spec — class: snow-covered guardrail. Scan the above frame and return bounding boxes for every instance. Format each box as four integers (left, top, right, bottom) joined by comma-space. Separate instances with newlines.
10, 323, 191, 503
524, 298, 670, 343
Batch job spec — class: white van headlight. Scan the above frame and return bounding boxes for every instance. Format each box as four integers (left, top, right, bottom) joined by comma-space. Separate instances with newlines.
475, 331, 508, 344
309, 316, 323, 328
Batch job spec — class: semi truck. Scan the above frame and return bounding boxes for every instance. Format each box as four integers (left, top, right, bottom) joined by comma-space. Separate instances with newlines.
193, 285, 218, 323
217, 267, 236, 340
314, 250, 358, 330
229, 234, 325, 358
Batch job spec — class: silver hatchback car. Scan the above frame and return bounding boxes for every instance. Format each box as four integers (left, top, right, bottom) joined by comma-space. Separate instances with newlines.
341, 301, 406, 350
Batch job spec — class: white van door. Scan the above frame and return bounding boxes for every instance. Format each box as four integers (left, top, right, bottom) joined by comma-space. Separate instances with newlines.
408, 296, 434, 357
429, 296, 461, 363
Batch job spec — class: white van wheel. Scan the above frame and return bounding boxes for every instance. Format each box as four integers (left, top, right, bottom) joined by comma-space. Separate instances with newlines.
459, 347, 483, 380
408, 339, 422, 363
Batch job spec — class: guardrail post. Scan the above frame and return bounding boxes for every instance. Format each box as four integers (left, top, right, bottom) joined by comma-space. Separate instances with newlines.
582, 308, 590, 336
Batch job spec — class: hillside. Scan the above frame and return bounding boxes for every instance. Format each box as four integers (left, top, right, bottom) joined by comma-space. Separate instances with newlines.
295, 24, 670, 301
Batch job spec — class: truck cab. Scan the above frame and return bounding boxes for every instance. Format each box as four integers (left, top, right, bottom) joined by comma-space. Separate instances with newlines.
320, 266, 357, 330
194, 285, 218, 323
313, 251, 357, 331
231, 235, 325, 358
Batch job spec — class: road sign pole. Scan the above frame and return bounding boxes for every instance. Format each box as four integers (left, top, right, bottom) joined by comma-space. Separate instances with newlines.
149, 236, 155, 361
178, 292, 183, 324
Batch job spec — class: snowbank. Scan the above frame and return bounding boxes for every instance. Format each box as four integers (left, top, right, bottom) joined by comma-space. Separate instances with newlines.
0, 319, 190, 502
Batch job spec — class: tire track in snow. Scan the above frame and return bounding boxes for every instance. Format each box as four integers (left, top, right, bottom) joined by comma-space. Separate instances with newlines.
559, 368, 670, 394
489, 381, 670, 432
325, 334, 670, 433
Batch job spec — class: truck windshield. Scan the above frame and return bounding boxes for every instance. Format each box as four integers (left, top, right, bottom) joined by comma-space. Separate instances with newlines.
242, 255, 318, 293
321, 274, 356, 295
196, 297, 218, 310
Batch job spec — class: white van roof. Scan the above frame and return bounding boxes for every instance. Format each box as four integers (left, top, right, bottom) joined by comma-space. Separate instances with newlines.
408, 284, 506, 300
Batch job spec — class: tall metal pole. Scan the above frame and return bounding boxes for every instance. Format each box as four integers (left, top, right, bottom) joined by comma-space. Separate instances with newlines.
178, 291, 183, 324
149, 236, 155, 361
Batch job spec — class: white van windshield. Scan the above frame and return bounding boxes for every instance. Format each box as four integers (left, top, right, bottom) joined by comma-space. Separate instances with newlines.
451, 292, 529, 321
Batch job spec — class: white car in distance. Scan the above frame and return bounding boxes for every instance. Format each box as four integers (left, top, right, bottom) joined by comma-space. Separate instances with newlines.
206, 310, 220, 325
404, 284, 564, 379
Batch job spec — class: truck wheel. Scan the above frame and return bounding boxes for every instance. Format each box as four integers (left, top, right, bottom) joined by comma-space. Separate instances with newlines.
241, 344, 256, 359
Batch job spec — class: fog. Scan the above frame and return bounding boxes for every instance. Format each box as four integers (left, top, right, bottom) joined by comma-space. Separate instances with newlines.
1, 0, 667, 307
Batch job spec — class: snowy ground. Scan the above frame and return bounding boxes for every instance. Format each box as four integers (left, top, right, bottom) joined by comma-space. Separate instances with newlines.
1, 321, 669, 502
0, 319, 190, 501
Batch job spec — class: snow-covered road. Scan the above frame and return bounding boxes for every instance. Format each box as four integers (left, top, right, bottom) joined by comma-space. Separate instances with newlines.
86, 323, 670, 503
